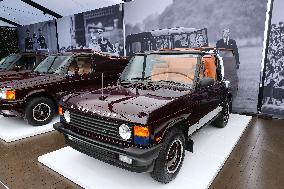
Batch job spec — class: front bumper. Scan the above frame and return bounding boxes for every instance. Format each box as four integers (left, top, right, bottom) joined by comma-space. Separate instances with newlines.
0, 99, 24, 117
54, 122, 162, 173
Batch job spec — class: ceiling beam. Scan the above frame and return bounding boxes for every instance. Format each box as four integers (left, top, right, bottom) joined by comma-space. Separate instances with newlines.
0, 17, 21, 27
21, 0, 63, 18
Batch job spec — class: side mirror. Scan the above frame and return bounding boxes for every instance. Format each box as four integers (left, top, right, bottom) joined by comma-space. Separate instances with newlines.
199, 77, 214, 87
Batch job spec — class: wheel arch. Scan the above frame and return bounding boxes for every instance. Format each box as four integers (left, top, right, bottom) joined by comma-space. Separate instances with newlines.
24, 90, 58, 112
160, 118, 193, 152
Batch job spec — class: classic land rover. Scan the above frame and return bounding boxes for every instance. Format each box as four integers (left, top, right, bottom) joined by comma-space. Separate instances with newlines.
0, 52, 47, 79
0, 51, 128, 126
54, 48, 231, 183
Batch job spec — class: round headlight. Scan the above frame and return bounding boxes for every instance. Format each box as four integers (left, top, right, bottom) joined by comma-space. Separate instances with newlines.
64, 110, 71, 123
119, 124, 131, 140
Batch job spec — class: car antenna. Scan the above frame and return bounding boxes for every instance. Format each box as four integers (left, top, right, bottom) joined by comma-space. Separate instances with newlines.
99, 72, 106, 100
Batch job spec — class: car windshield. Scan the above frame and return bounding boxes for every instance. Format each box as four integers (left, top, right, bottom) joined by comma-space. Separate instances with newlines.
33, 55, 72, 74
120, 53, 199, 86
0, 54, 20, 69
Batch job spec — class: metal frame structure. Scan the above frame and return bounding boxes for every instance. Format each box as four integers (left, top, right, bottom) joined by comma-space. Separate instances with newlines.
20, 0, 63, 18
0, 17, 21, 27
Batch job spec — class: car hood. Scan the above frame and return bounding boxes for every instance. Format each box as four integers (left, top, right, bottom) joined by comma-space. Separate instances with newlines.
63, 84, 190, 124
0, 72, 65, 90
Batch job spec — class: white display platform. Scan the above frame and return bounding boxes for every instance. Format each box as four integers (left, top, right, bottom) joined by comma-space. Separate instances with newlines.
0, 116, 58, 143
38, 114, 252, 189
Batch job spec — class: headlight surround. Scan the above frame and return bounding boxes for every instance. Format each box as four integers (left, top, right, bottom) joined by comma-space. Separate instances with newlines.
0, 89, 16, 100
119, 124, 131, 140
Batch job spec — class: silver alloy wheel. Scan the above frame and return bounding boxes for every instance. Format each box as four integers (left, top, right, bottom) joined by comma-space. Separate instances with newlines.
32, 103, 51, 122
166, 138, 183, 174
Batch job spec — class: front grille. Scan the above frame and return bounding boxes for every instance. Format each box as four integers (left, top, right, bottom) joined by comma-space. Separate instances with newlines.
67, 110, 132, 147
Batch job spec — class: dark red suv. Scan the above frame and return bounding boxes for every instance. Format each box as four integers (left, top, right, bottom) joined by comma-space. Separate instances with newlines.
54, 48, 231, 183
0, 51, 128, 126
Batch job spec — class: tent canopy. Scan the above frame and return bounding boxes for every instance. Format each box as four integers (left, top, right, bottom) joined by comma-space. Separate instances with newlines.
0, 0, 124, 27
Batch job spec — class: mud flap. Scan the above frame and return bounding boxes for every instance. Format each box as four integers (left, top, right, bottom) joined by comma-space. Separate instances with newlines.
185, 138, 194, 152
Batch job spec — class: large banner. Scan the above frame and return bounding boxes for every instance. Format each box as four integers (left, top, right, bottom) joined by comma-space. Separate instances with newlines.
57, 4, 124, 56
125, 0, 268, 114
17, 20, 58, 54
261, 0, 284, 118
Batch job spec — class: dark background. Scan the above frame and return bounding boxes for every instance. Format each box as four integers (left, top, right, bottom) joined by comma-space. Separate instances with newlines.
0, 27, 19, 59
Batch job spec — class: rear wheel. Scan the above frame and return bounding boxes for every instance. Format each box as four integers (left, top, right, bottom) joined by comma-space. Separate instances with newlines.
212, 101, 230, 128
25, 97, 55, 126
151, 128, 185, 183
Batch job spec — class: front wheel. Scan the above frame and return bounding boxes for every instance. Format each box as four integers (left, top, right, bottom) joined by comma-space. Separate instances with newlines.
25, 97, 55, 126
212, 101, 230, 128
151, 128, 185, 183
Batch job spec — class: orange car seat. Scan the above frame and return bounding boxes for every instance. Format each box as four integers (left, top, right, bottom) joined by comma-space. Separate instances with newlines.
203, 55, 217, 80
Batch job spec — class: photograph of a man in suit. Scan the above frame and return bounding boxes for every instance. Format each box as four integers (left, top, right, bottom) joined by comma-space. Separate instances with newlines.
24, 29, 35, 52
216, 28, 240, 69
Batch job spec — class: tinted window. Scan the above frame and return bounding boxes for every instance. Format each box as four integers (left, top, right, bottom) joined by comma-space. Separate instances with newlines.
75, 56, 92, 75
0, 54, 20, 69
219, 51, 234, 57
16, 56, 37, 70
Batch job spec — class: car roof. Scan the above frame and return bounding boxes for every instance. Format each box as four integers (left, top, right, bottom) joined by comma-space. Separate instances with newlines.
135, 47, 233, 56
50, 50, 128, 60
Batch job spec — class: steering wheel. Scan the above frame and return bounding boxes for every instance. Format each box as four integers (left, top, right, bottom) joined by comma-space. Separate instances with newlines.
146, 71, 194, 81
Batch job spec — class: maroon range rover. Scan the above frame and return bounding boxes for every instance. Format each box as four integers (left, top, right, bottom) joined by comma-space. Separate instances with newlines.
54, 48, 231, 183
0, 51, 128, 126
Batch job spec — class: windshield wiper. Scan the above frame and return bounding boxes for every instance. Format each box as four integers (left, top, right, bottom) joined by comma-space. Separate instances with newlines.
149, 80, 191, 87
130, 77, 146, 81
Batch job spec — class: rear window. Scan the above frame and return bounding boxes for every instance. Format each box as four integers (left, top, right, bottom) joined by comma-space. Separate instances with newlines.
219, 51, 234, 58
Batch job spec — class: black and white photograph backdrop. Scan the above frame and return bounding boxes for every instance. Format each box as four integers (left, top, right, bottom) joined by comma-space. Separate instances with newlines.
125, 0, 268, 114
57, 4, 124, 56
261, 0, 284, 118
17, 20, 58, 54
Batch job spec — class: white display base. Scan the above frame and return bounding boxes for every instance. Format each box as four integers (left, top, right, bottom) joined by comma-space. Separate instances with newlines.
38, 114, 251, 189
0, 115, 57, 143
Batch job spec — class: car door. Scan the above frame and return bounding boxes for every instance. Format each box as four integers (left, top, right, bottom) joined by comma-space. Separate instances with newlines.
190, 55, 222, 128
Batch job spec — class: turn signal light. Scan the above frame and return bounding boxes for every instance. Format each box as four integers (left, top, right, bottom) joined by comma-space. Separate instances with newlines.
6, 90, 16, 100
58, 106, 63, 116
134, 126, 149, 137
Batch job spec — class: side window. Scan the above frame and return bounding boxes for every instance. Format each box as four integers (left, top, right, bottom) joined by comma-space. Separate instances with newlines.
132, 42, 142, 54
199, 60, 205, 80
67, 60, 79, 76
16, 56, 36, 70
202, 55, 217, 81
26, 56, 37, 69
75, 56, 92, 75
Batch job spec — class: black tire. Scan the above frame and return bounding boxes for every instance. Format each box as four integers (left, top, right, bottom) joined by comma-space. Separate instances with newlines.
151, 128, 185, 183
25, 97, 55, 126
212, 101, 230, 128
